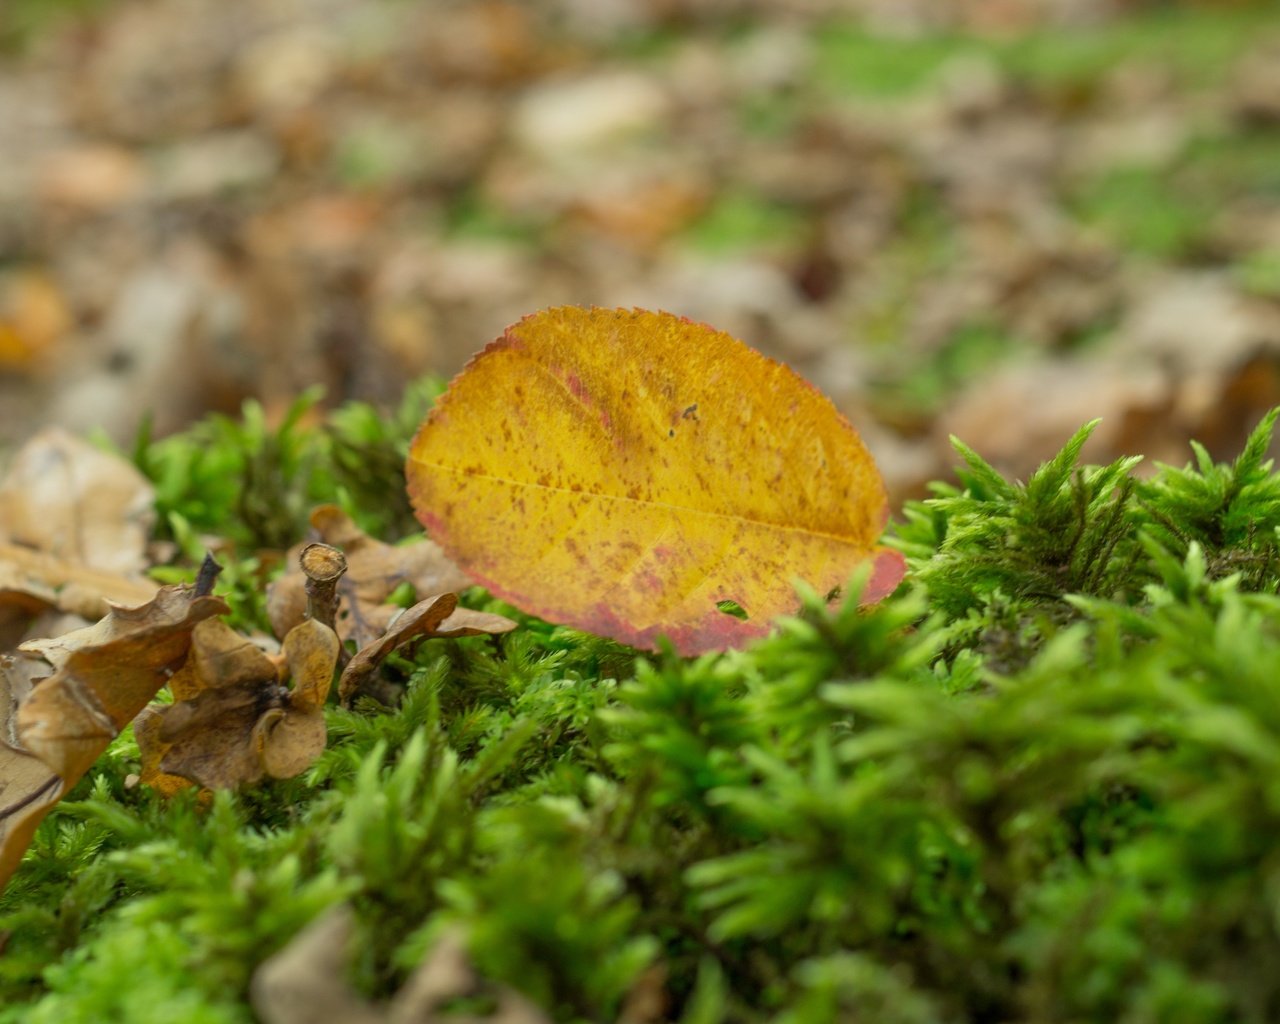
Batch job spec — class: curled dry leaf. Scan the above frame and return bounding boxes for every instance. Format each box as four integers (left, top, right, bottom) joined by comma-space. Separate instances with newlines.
336, 593, 517, 704
0, 657, 60, 895
267, 504, 471, 648
136, 616, 339, 793
0, 543, 157, 629
0, 585, 225, 891
251, 905, 551, 1024
0, 428, 155, 579
0, 429, 160, 639
406, 306, 905, 656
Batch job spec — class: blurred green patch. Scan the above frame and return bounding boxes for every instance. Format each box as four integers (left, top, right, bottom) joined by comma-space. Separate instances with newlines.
738, 92, 804, 139
1238, 249, 1280, 297
855, 193, 957, 351
816, 6, 1276, 98
1073, 166, 1207, 259
682, 191, 807, 253
0, 0, 110, 51
443, 190, 540, 244
875, 322, 1015, 419
1074, 129, 1280, 259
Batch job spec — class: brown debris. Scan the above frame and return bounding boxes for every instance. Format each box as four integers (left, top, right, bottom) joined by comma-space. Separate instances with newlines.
136, 546, 348, 794
267, 505, 471, 649
0, 584, 225, 891
0, 657, 61, 894
137, 617, 338, 793
337, 594, 517, 705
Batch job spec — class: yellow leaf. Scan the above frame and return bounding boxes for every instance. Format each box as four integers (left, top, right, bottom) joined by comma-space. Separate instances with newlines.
406, 306, 904, 655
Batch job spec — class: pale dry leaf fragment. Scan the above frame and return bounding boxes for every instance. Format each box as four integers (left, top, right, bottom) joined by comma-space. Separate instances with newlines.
390, 929, 552, 1024
267, 505, 471, 648
0, 540, 159, 629
250, 906, 382, 1024
0, 427, 159, 628
0, 657, 61, 892
251, 905, 551, 1024
0, 428, 155, 578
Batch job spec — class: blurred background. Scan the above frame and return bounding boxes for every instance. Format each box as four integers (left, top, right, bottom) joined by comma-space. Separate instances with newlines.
1, 0, 1278, 504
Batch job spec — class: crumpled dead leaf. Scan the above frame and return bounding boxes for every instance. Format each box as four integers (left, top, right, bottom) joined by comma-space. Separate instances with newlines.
135, 615, 339, 793
267, 505, 471, 649
0, 656, 60, 896
0, 584, 224, 891
336, 593, 517, 705
0, 543, 156, 649
251, 905, 551, 1024
0, 429, 160, 640
0, 428, 155, 578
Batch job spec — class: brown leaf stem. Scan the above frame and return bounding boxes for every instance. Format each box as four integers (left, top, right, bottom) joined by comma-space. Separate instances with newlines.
300, 543, 347, 630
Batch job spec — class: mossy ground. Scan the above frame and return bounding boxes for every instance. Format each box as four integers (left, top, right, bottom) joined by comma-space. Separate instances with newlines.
5, 391, 1280, 1023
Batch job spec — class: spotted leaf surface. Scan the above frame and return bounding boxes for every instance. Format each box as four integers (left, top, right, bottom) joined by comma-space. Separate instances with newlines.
406, 306, 904, 655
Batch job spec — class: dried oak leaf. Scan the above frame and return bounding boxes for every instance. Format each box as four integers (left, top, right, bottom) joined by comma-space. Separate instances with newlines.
0, 657, 59, 895
251, 905, 550, 1024
0, 427, 156, 579
267, 505, 471, 649
0, 429, 159, 639
336, 593, 517, 704
136, 616, 338, 793
0, 543, 156, 648
0, 585, 224, 891
406, 306, 905, 656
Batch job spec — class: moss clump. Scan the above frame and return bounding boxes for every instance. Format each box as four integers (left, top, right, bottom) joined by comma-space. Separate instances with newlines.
5, 399, 1280, 1023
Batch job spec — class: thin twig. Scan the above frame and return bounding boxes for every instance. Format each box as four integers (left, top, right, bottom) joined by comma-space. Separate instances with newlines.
194, 554, 223, 598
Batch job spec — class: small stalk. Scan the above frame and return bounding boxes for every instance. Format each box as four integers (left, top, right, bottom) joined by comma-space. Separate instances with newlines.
300, 543, 347, 630
194, 554, 223, 598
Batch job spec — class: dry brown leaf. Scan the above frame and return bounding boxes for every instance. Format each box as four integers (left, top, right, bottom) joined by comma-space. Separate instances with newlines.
336, 593, 456, 704
0, 541, 159, 632
0, 657, 61, 892
0, 585, 225, 891
136, 616, 338, 792
0, 428, 155, 578
133, 617, 282, 796
250, 906, 381, 1024
251, 905, 551, 1024
17, 587, 227, 781
267, 505, 471, 649
0, 584, 56, 652
0, 429, 160, 631
337, 595, 517, 705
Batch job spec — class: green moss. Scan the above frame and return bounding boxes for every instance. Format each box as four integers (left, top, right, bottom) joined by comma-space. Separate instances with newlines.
816, 6, 1275, 99
8, 394, 1280, 1022
683, 192, 808, 254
